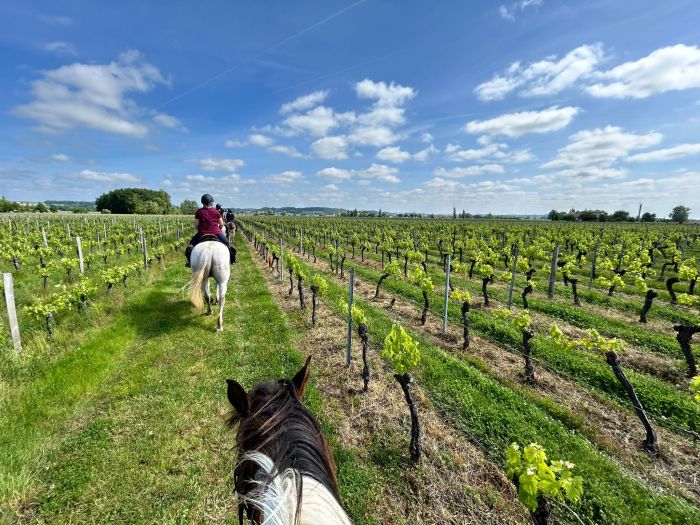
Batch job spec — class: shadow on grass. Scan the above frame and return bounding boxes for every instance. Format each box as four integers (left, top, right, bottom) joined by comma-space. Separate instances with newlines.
121, 287, 201, 338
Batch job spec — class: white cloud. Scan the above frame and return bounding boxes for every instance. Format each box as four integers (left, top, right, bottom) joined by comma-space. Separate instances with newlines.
39, 15, 73, 25
376, 146, 411, 163
421, 132, 434, 143
265, 171, 304, 184
498, 0, 542, 21
248, 133, 274, 147
413, 144, 438, 161
280, 90, 329, 114
542, 126, 662, 170
316, 167, 352, 181
224, 139, 246, 148
185, 173, 254, 185
626, 143, 700, 162
475, 44, 603, 101
433, 164, 505, 178
311, 136, 348, 160
355, 79, 416, 107
198, 157, 245, 172
13, 50, 168, 137
283, 106, 338, 137
552, 167, 626, 181
51, 153, 70, 162
586, 44, 700, 99
153, 112, 187, 131
446, 142, 533, 164
43, 41, 77, 56
356, 163, 400, 183
348, 126, 398, 147
465, 106, 579, 137
79, 169, 141, 183
267, 145, 303, 158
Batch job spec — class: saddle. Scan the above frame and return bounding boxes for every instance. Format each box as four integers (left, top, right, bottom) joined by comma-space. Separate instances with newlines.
198, 234, 227, 245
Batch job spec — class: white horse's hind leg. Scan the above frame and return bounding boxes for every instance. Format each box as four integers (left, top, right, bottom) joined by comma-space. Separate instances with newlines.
203, 277, 212, 315
216, 281, 227, 331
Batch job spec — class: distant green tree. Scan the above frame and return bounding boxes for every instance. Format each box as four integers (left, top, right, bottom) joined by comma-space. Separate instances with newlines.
49, 205, 59, 213
34, 202, 48, 213
669, 205, 690, 223
453, 207, 457, 219
95, 188, 172, 214
641, 212, 656, 222
611, 210, 631, 222
0, 196, 18, 212
179, 199, 198, 215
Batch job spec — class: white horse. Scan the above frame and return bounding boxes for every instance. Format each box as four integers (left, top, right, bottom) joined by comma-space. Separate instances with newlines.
188, 240, 230, 331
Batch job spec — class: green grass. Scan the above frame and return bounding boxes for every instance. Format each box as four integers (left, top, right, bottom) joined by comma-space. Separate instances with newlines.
0, 236, 387, 524
287, 249, 700, 525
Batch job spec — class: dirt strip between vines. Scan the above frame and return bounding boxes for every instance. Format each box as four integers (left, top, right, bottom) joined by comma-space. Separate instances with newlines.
356, 254, 692, 385
245, 239, 529, 525
271, 242, 700, 507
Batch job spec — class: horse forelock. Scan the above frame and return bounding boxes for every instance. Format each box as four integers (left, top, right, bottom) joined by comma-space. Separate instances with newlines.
232, 381, 341, 523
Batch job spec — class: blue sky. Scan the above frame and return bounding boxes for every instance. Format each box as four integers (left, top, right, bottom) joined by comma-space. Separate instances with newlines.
1, 0, 700, 216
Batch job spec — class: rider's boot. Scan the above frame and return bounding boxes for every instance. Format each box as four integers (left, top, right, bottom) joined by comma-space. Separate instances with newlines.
230, 246, 237, 264
185, 245, 193, 268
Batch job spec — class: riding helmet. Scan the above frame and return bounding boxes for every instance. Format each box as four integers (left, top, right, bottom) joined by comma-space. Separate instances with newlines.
201, 194, 214, 205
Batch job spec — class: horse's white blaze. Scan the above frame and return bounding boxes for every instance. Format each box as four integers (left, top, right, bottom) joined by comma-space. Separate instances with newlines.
188, 241, 230, 331
240, 452, 351, 525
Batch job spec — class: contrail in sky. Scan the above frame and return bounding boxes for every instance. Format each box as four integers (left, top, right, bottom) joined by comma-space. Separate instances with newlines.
154, 0, 369, 110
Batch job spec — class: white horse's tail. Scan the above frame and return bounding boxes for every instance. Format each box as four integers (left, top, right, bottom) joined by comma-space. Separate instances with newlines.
240, 452, 351, 525
188, 257, 209, 309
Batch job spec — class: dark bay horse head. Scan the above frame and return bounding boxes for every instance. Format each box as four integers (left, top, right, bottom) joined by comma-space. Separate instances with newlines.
226, 357, 344, 524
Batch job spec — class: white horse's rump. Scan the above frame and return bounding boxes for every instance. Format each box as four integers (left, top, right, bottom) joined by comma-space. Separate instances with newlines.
188, 241, 230, 331
239, 452, 351, 525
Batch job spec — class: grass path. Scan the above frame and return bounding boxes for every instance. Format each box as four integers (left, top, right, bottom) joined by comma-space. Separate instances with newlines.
1, 236, 337, 524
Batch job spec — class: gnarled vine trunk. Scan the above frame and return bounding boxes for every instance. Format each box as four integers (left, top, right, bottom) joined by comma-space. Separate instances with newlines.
375, 273, 389, 298
570, 278, 580, 306
311, 286, 318, 326
297, 275, 305, 310
639, 290, 657, 323
461, 301, 470, 349
522, 283, 533, 309
666, 277, 679, 304
482, 277, 491, 306
359, 323, 370, 393
394, 373, 420, 462
672, 324, 699, 377
606, 351, 657, 453
421, 291, 429, 325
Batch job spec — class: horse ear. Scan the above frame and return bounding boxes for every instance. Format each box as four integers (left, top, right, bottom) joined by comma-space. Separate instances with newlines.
292, 356, 312, 397
226, 379, 249, 417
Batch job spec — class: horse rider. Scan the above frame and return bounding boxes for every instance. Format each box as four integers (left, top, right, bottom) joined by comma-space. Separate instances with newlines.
185, 194, 236, 267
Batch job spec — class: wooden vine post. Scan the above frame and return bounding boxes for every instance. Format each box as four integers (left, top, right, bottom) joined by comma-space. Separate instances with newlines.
442, 254, 451, 334
346, 268, 354, 367
76, 236, 84, 274
547, 244, 559, 299
507, 245, 519, 308
2, 273, 22, 352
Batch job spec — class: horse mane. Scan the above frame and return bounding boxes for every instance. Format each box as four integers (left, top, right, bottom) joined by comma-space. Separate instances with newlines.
230, 380, 347, 525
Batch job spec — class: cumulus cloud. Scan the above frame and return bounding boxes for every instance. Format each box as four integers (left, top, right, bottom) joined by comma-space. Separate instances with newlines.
316, 167, 352, 181
198, 157, 245, 172
542, 125, 662, 181
43, 41, 77, 56
79, 169, 141, 183
356, 163, 400, 183
376, 146, 411, 163
348, 126, 398, 147
280, 90, 329, 114
267, 145, 303, 158
311, 136, 348, 160
433, 164, 505, 178
413, 144, 438, 162
498, 0, 543, 21
446, 141, 533, 164
224, 139, 247, 148
153, 112, 187, 131
355, 79, 416, 107
586, 44, 700, 99
465, 106, 579, 137
13, 50, 168, 137
475, 44, 604, 101
283, 106, 338, 137
265, 171, 304, 184
626, 143, 700, 162
248, 133, 274, 147
51, 153, 70, 162
543, 126, 662, 170
421, 132, 434, 143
